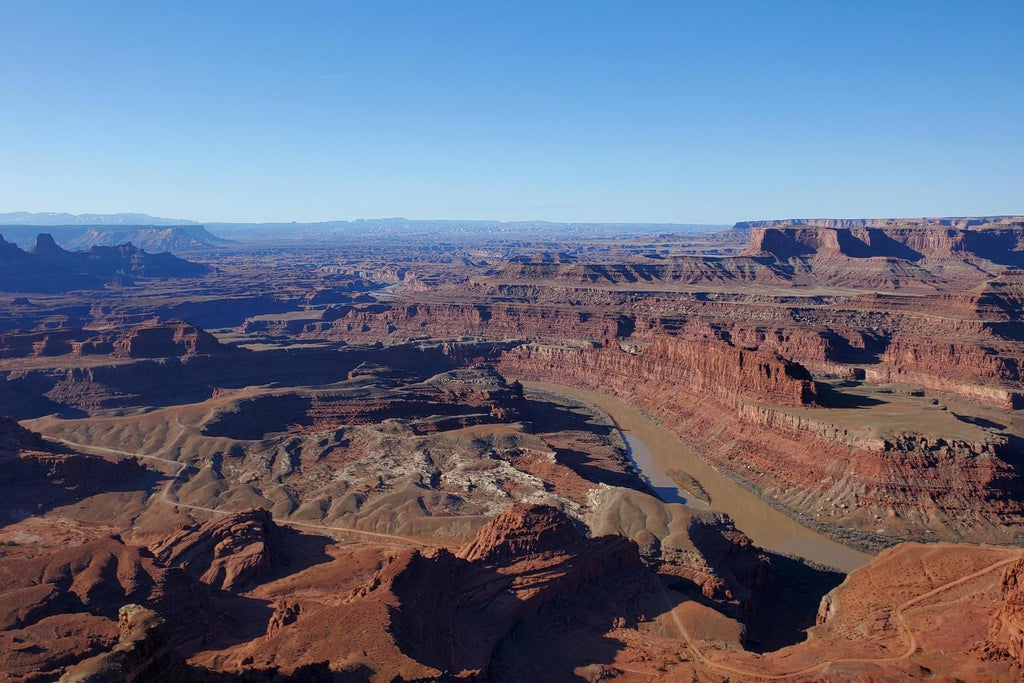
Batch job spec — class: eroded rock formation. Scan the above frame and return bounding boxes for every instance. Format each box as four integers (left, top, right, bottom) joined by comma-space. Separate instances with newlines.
58, 604, 183, 683
0, 233, 210, 292
3, 217, 1024, 680
0, 536, 214, 682
0, 418, 146, 524
247, 503, 648, 679
982, 556, 1024, 665
149, 508, 281, 592
743, 218, 1024, 267
499, 342, 1024, 547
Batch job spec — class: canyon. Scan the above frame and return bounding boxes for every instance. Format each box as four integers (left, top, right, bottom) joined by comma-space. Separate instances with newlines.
1, 217, 1023, 680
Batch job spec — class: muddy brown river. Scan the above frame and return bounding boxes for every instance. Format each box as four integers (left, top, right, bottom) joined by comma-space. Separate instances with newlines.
524, 381, 873, 573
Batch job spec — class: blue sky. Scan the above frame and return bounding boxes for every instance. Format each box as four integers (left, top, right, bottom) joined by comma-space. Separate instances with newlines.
0, 1, 1021, 223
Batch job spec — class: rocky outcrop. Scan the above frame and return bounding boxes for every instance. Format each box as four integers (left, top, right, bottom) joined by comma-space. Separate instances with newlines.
0, 536, 215, 682
111, 320, 231, 359
982, 556, 1024, 665
0, 233, 210, 292
0, 321, 234, 361
265, 601, 301, 639
149, 509, 281, 593
311, 505, 643, 675
58, 604, 184, 683
0, 418, 146, 521
229, 504, 650, 679
679, 513, 772, 602
457, 502, 591, 564
377, 504, 644, 675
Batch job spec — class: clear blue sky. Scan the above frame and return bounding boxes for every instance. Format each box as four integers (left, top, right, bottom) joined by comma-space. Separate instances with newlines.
1, 1, 1021, 224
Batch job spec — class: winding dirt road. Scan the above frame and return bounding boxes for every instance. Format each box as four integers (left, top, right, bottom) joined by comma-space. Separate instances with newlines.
49, 435, 435, 548
660, 543, 1020, 680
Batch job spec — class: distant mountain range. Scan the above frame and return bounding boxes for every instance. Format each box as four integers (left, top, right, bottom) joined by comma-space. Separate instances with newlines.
0, 225, 232, 252
0, 212, 729, 247
0, 212, 198, 226
206, 218, 728, 243
63, 226, 233, 251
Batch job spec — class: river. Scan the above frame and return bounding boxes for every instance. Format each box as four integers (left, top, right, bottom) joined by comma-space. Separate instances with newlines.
621, 432, 711, 509
523, 381, 873, 573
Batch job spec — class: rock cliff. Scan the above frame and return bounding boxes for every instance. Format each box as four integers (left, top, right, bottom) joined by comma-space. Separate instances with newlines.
377, 504, 644, 676
149, 509, 281, 592
881, 335, 1023, 408
744, 220, 1024, 267
111, 320, 232, 359
982, 556, 1024, 665
499, 342, 1024, 547
0, 536, 215, 682
0, 320, 236, 361
58, 604, 184, 683
0, 233, 211, 292
500, 336, 819, 409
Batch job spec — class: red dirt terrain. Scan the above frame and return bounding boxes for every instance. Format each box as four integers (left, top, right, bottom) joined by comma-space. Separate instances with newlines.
6, 507, 1020, 681
1, 219, 1023, 680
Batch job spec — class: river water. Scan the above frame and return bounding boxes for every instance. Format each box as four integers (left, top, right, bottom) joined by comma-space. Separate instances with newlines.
524, 381, 873, 573
622, 432, 711, 509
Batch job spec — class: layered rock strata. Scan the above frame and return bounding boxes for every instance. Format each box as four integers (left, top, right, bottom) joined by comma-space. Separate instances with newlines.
744, 219, 1024, 266
499, 341, 1024, 547
982, 556, 1024, 665
148, 509, 281, 593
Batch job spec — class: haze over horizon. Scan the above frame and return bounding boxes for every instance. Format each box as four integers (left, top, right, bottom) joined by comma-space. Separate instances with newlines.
1, 1, 1021, 224
0, 210, 727, 227
5, 210, 1024, 231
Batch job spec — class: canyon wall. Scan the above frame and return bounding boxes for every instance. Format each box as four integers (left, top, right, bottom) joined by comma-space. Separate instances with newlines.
498, 340, 1024, 549
984, 556, 1024, 666
744, 221, 1024, 266
280, 300, 630, 344
502, 337, 818, 408
492, 257, 795, 286
879, 336, 1023, 408
0, 320, 236, 360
